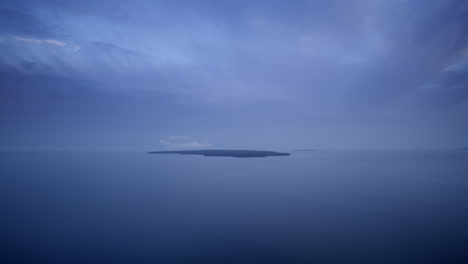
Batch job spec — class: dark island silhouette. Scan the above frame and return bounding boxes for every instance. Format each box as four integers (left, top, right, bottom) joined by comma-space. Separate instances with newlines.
458, 148, 468, 150
148, 149, 291, 158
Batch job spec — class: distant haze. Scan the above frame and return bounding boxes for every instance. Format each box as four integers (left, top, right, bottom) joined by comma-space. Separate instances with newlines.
1, 0, 468, 151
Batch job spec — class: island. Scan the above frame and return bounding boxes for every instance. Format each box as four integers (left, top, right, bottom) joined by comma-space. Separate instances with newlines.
458, 148, 468, 150
293, 149, 317, 151
147, 149, 291, 158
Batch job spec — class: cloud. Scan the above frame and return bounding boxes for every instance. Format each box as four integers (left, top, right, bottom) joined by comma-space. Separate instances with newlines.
431, 60, 468, 104
10, 36, 80, 52
2, 0, 468, 109
66, 45, 81, 52
1, 0, 468, 150
13, 36, 42, 44
19, 60, 36, 70
0, 8, 52, 37
91, 41, 139, 56
160, 136, 214, 150
14, 37, 65, 46
44, 39, 66, 47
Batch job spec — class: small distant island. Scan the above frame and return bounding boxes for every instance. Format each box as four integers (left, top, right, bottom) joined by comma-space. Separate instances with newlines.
147, 149, 291, 158
293, 149, 317, 151
458, 148, 468, 150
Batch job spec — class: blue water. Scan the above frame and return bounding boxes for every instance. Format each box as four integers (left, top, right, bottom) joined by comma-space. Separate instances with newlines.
1, 150, 467, 264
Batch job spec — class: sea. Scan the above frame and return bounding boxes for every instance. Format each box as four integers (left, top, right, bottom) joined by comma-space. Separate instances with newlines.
1, 150, 467, 264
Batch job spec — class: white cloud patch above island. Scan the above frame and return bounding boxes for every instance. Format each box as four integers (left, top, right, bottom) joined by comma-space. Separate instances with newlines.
160, 136, 214, 150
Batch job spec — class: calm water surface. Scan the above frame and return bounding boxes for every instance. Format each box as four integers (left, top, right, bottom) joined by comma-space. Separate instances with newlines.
1, 150, 467, 263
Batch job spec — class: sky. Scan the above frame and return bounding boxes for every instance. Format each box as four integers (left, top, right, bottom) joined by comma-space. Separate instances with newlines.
1, 0, 468, 151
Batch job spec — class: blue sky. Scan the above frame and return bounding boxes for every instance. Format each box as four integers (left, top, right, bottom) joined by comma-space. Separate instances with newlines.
1, 0, 468, 150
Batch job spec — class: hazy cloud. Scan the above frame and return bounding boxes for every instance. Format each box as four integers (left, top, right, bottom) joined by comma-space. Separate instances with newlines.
13, 36, 42, 44
1, 0, 468, 150
11, 36, 79, 50
0, 8, 52, 37
19, 60, 36, 70
44, 39, 66, 47
160, 136, 214, 150
91, 41, 139, 56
